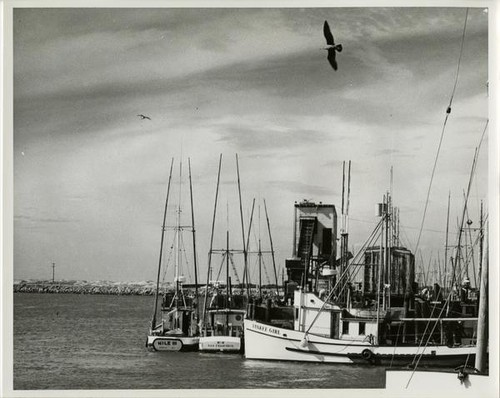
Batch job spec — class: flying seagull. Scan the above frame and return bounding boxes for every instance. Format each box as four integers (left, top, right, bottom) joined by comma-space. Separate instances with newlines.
323, 21, 342, 70
137, 114, 151, 120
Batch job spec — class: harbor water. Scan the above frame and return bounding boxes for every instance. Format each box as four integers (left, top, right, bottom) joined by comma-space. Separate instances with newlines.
13, 293, 385, 390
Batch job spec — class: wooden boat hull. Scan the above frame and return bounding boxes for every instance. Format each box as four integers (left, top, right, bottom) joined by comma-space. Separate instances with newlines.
244, 319, 476, 366
146, 335, 199, 352
199, 335, 242, 353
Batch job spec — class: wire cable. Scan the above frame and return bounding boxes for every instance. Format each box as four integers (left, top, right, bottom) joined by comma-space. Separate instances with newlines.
414, 8, 469, 256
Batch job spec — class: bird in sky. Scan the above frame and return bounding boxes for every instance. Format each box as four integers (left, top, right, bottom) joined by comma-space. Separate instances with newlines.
323, 21, 343, 71
137, 114, 151, 120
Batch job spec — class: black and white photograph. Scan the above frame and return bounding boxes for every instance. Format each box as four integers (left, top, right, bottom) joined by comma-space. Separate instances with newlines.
1, 1, 498, 397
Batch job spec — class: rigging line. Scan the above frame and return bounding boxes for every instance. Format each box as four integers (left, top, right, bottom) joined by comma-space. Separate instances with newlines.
406, 288, 455, 388
304, 217, 385, 335
451, 119, 488, 286
179, 233, 193, 282
161, 233, 177, 284
228, 253, 241, 285
336, 217, 384, 296
448, 8, 469, 109
215, 254, 226, 282
414, 8, 469, 256
335, 218, 381, 296
411, 298, 440, 360
390, 321, 404, 369
260, 256, 272, 286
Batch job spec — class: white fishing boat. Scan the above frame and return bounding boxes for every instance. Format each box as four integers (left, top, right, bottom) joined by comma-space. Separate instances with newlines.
199, 154, 248, 353
244, 181, 480, 366
199, 306, 246, 353
146, 159, 200, 352
245, 289, 477, 365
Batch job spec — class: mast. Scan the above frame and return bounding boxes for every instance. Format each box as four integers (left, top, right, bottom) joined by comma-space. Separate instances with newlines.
236, 154, 249, 298
264, 199, 279, 297
202, 154, 222, 328
444, 191, 451, 291
478, 200, 484, 288
151, 158, 174, 330
475, 223, 488, 372
244, 198, 256, 296
258, 204, 262, 299
385, 193, 390, 310
376, 195, 385, 341
188, 158, 199, 313
453, 147, 479, 290
175, 160, 183, 309
339, 160, 351, 303
226, 229, 230, 309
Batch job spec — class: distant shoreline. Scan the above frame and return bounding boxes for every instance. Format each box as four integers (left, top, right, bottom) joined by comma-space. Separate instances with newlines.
13, 280, 167, 295
13, 280, 272, 296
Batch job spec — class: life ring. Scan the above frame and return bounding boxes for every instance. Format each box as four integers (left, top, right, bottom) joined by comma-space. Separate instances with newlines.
361, 349, 373, 361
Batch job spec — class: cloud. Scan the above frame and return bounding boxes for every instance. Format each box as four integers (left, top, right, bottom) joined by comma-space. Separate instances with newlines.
14, 214, 77, 224
12, 8, 489, 282
213, 122, 329, 153
266, 180, 333, 197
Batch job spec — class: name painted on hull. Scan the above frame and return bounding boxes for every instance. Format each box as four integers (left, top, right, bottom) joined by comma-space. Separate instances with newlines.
152, 338, 183, 351
251, 322, 281, 336
201, 342, 240, 349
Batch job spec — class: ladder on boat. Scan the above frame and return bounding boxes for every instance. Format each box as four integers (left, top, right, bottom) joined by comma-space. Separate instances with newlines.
298, 217, 317, 268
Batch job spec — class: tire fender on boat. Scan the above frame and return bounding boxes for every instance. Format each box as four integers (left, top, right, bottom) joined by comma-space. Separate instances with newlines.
361, 349, 373, 361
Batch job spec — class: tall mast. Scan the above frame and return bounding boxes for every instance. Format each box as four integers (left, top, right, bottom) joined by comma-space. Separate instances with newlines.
444, 191, 451, 290
385, 193, 390, 309
264, 199, 279, 297
151, 158, 174, 330
175, 159, 183, 308
202, 154, 222, 327
244, 198, 256, 296
258, 203, 262, 299
236, 154, 248, 297
478, 200, 484, 288
188, 158, 199, 311
453, 147, 479, 289
226, 229, 230, 308
475, 223, 488, 372
376, 206, 383, 344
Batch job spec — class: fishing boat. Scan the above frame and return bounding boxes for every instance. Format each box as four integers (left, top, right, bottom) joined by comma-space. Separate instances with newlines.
244, 162, 479, 365
199, 282, 246, 353
198, 235, 246, 353
146, 159, 200, 352
198, 154, 248, 353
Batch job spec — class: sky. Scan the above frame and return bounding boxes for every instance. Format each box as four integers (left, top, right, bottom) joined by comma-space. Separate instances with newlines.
11, 6, 490, 285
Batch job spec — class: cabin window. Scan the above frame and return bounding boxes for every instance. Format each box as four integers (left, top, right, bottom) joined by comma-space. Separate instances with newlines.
342, 321, 349, 335
359, 322, 366, 335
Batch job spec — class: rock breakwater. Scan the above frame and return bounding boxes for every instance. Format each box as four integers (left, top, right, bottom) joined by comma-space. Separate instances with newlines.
13, 279, 169, 295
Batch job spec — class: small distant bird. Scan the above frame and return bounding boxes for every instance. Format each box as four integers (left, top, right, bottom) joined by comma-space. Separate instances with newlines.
323, 20, 343, 71
137, 114, 151, 120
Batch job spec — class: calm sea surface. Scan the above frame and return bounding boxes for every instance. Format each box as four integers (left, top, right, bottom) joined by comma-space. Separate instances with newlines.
13, 293, 385, 390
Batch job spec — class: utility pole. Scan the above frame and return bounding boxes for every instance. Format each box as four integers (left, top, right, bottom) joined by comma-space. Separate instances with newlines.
52, 262, 55, 283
